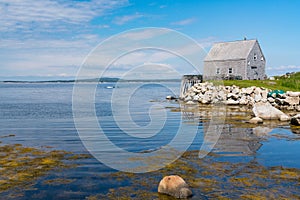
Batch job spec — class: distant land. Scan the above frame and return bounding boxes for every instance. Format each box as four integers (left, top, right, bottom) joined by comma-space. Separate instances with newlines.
0, 77, 181, 83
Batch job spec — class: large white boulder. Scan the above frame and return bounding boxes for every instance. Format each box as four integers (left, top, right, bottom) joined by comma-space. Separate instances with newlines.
253, 102, 290, 120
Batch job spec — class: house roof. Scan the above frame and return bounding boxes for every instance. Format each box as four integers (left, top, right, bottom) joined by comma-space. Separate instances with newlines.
204, 39, 257, 61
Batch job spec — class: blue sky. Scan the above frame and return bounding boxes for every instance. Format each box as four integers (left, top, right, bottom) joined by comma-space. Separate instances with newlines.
0, 0, 300, 80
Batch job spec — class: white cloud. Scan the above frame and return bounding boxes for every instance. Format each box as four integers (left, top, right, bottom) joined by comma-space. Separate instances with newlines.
171, 18, 196, 26
266, 65, 300, 76
196, 36, 219, 48
113, 13, 143, 25
0, 0, 128, 32
118, 28, 171, 40
0, 34, 104, 77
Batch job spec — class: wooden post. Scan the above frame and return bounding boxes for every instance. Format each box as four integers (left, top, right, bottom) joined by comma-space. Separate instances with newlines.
180, 75, 203, 99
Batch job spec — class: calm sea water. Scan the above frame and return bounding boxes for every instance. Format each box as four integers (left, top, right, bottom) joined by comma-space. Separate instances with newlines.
0, 82, 299, 199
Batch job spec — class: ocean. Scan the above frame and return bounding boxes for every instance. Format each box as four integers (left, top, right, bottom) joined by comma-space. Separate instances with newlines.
0, 82, 299, 199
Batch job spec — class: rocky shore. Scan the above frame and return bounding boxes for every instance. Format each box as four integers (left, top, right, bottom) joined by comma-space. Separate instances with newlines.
178, 82, 300, 125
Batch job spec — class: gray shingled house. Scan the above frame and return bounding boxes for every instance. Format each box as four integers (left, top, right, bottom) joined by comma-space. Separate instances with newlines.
203, 39, 266, 80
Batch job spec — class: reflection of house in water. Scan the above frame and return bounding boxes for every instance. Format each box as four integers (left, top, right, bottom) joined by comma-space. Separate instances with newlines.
180, 104, 265, 156
207, 124, 262, 156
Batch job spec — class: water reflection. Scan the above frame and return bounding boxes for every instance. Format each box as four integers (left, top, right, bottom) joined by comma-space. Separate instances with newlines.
180, 103, 273, 156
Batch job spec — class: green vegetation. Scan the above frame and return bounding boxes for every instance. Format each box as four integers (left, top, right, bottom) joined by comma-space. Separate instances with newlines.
88, 150, 300, 200
0, 136, 92, 195
220, 72, 300, 91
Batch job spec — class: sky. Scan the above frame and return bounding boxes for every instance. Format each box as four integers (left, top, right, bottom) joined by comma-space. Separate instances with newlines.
0, 0, 300, 80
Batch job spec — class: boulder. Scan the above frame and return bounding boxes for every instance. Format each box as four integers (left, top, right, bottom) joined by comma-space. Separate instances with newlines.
192, 95, 200, 101
245, 87, 254, 95
232, 87, 240, 94
267, 97, 275, 103
286, 91, 300, 97
283, 96, 299, 106
254, 87, 262, 95
280, 114, 290, 121
254, 94, 262, 102
166, 95, 177, 100
158, 175, 192, 199
291, 114, 300, 126
239, 96, 249, 105
253, 102, 290, 120
249, 117, 263, 124
226, 99, 239, 105
261, 90, 268, 100
184, 96, 192, 102
186, 101, 196, 105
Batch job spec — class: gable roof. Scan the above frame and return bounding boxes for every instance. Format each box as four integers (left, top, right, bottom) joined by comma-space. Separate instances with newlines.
204, 39, 257, 61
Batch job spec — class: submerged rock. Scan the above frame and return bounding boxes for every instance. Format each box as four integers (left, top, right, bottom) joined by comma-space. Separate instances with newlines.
249, 117, 263, 124
166, 95, 177, 100
291, 114, 300, 126
158, 175, 192, 199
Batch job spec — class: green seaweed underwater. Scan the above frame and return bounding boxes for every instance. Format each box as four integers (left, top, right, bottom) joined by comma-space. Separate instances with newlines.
88, 150, 300, 199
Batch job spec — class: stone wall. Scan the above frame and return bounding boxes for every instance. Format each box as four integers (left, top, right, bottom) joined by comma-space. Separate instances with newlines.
181, 82, 300, 111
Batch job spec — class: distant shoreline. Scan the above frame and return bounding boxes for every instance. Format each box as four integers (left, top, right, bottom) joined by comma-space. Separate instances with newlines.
0, 78, 181, 84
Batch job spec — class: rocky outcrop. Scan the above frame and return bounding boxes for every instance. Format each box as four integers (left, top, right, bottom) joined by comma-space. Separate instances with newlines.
181, 82, 300, 110
158, 175, 192, 199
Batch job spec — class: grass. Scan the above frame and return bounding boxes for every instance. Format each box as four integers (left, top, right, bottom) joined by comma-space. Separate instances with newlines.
220, 72, 300, 92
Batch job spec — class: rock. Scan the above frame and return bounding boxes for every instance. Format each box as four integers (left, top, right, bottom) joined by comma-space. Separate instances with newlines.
275, 98, 284, 105
191, 87, 200, 94
226, 99, 239, 105
192, 95, 200, 101
271, 93, 277, 98
184, 96, 192, 102
227, 93, 238, 100
249, 117, 263, 124
166, 95, 177, 100
253, 102, 290, 120
291, 114, 300, 126
232, 87, 240, 94
254, 87, 262, 95
245, 87, 254, 95
261, 90, 268, 100
158, 175, 192, 199
267, 97, 275, 103
186, 101, 196, 105
278, 93, 286, 99
254, 94, 262, 102
283, 96, 299, 105
201, 93, 211, 104
239, 96, 249, 105
280, 114, 290, 121
286, 91, 300, 97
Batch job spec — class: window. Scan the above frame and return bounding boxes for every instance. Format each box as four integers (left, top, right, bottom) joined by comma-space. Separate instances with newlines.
261, 56, 264, 61
216, 68, 220, 74
228, 68, 232, 74
251, 66, 257, 69
254, 54, 257, 60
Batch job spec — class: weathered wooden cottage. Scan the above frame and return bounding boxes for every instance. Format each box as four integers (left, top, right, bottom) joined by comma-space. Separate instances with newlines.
203, 39, 266, 80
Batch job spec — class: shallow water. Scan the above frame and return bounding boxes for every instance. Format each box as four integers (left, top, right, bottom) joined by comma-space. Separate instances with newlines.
0, 82, 299, 199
